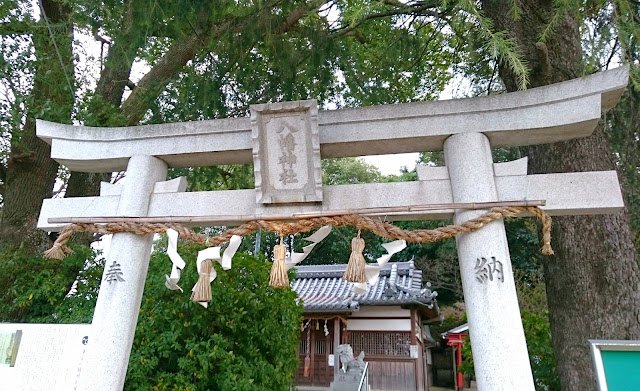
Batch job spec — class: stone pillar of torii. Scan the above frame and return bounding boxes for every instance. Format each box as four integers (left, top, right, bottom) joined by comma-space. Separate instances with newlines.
37, 67, 628, 391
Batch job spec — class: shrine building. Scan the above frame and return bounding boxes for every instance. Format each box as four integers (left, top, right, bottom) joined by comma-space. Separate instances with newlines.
292, 261, 440, 391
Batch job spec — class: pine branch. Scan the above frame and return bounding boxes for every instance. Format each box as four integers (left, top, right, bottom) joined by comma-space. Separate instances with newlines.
539, 0, 582, 43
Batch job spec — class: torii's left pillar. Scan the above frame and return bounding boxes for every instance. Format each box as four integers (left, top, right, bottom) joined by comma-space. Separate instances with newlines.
78, 156, 167, 390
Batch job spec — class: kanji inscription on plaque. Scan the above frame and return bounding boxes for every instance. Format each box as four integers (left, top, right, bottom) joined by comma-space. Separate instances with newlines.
278, 126, 299, 185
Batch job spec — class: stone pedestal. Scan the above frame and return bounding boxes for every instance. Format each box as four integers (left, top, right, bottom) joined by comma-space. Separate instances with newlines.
444, 133, 535, 391
77, 156, 168, 391
331, 369, 367, 391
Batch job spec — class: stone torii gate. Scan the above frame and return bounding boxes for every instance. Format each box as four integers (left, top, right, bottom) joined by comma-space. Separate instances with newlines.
37, 67, 627, 391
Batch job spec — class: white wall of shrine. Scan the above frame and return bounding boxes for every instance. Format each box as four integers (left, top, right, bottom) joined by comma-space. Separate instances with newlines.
346, 306, 412, 331
352, 307, 412, 317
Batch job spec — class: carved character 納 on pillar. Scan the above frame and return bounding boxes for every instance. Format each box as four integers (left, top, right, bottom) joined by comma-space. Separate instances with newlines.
474, 256, 504, 283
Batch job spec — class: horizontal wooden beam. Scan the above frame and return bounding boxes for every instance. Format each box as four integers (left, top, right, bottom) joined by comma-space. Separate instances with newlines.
38, 170, 623, 231
36, 67, 628, 172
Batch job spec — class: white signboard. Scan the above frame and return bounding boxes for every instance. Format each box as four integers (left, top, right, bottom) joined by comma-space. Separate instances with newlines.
0, 323, 90, 391
410, 345, 419, 359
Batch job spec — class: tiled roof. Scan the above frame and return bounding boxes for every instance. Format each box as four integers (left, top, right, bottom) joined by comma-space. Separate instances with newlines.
292, 261, 438, 313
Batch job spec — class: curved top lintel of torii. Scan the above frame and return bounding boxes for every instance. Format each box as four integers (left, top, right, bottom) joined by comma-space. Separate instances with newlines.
36, 66, 629, 173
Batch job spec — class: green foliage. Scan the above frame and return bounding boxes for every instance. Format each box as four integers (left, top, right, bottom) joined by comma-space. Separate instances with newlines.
430, 313, 466, 337
522, 310, 561, 391
322, 157, 382, 185
0, 241, 302, 390
77, 92, 128, 127
458, 335, 474, 377
134, 0, 459, 125
0, 1, 36, 141
505, 217, 545, 274
125, 247, 303, 391
0, 244, 98, 323
538, 0, 582, 44
335, 1, 455, 106
169, 165, 255, 192
381, 166, 419, 183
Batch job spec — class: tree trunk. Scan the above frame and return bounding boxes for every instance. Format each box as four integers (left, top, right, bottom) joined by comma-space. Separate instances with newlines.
64, 1, 141, 200
0, 0, 73, 251
482, 1, 640, 390
608, 88, 640, 249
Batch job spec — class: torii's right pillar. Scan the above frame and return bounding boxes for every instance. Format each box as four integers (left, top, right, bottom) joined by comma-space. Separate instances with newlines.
445, 132, 535, 390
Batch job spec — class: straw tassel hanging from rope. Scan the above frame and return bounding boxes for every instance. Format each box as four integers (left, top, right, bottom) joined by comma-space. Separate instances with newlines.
191, 259, 213, 303
188, 235, 242, 307
343, 230, 367, 283
270, 235, 289, 288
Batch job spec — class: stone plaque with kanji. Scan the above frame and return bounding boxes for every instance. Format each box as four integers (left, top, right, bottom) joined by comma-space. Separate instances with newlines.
251, 100, 322, 204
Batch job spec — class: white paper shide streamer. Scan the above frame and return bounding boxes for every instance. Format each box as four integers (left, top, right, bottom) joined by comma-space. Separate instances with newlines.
285, 226, 332, 270
192, 235, 242, 308
352, 240, 407, 295
165, 229, 242, 308
165, 229, 186, 292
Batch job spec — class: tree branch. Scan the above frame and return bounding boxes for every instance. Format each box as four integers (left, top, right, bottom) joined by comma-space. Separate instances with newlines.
93, 0, 138, 106
0, 21, 32, 36
120, 33, 200, 125
121, 1, 323, 126
92, 29, 112, 45
329, 2, 441, 39
278, 0, 328, 33
605, 36, 619, 70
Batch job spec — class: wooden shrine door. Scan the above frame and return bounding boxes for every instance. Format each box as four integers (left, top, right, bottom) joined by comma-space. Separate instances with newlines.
296, 320, 334, 387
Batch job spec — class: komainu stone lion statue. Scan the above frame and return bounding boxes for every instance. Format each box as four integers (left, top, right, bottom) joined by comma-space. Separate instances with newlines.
337, 344, 366, 373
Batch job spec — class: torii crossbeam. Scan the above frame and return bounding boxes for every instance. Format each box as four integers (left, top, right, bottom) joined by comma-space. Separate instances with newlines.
37, 67, 628, 391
